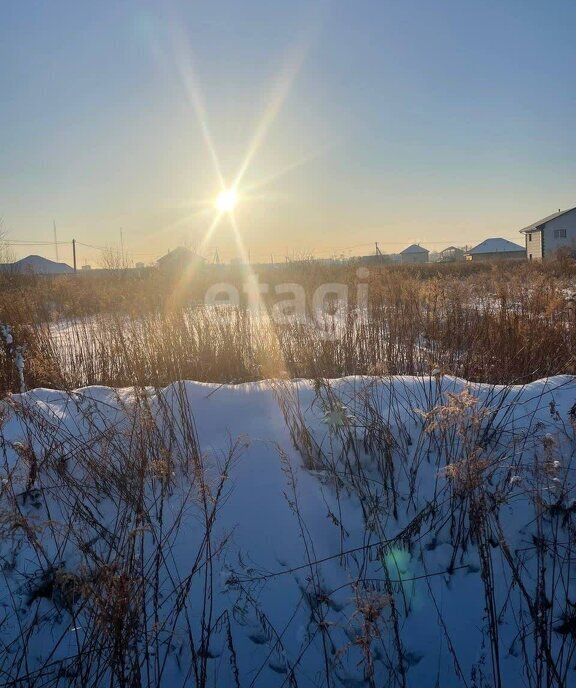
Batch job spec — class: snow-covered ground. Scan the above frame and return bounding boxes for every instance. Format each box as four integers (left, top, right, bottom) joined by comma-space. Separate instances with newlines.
0, 375, 575, 686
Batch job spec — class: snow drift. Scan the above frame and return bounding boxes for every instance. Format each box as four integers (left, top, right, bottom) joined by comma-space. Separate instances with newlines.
0, 375, 575, 687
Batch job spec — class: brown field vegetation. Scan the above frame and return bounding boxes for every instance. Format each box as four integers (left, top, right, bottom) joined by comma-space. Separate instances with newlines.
1, 258, 575, 394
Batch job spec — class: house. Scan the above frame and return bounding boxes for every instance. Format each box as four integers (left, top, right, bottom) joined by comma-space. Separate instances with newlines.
356, 254, 391, 266
0, 255, 74, 274
437, 246, 465, 263
156, 247, 205, 272
465, 238, 525, 262
400, 244, 429, 264
519, 206, 576, 260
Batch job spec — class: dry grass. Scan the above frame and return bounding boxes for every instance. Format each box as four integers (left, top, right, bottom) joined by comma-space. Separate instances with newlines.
0, 259, 575, 394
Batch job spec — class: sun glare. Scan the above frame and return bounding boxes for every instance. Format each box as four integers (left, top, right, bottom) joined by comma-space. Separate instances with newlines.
216, 188, 238, 214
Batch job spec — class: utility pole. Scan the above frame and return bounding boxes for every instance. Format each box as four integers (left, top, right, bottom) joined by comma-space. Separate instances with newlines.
375, 241, 382, 256
53, 220, 59, 262
72, 239, 77, 274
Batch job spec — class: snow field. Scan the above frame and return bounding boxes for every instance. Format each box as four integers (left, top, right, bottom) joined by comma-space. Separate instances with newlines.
0, 375, 575, 686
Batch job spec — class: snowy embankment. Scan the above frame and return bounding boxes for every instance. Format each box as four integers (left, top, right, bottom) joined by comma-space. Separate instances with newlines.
0, 375, 575, 687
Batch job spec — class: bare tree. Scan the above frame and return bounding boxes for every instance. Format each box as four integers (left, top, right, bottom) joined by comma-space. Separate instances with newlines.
99, 245, 132, 270
0, 219, 15, 265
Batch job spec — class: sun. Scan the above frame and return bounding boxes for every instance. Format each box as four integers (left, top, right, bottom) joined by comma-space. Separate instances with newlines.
216, 188, 238, 214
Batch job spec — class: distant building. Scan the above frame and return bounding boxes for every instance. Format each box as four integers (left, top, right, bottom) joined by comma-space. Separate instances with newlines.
437, 246, 465, 262
520, 206, 576, 260
81, 265, 92, 270
135, 262, 145, 269
157, 247, 205, 272
465, 238, 525, 262
0, 255, 74, 275
356, 254, 391, 266
400, 244, 429, 264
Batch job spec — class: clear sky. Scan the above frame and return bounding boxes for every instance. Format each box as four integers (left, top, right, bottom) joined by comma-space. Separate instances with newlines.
1, 0, 575, 265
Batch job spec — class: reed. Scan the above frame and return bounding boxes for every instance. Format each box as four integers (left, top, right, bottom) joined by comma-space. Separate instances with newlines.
1, 259, 575, 394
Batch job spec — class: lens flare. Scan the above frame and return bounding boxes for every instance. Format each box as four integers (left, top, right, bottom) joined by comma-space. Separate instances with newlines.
216, 189, 238, 214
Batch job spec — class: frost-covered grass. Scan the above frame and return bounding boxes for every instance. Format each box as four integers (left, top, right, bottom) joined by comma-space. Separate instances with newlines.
1, 374, 576, 686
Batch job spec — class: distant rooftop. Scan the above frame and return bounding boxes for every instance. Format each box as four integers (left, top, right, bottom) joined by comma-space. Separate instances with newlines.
520, 206, 576, 233
467, 238, 524, 255
0, 255, 74, 274
157, 246, 194, 263
156, 246, 206, 265
400, 243, 429, 254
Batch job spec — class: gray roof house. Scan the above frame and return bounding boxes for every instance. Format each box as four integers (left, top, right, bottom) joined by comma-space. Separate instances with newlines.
157, 247, 206, 273
400, 244, 429, 264
465, 238, 525, 262
519, 206, 576, 260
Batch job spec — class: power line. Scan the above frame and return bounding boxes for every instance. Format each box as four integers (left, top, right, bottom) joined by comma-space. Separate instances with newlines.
4, 234, 526, 263
74, 241, 108, 250
2, 240, 71, 246
75, 241, 158, 257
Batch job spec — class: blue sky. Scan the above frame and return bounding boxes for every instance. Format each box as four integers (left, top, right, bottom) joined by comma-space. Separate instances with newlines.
1, 0, 575, 264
